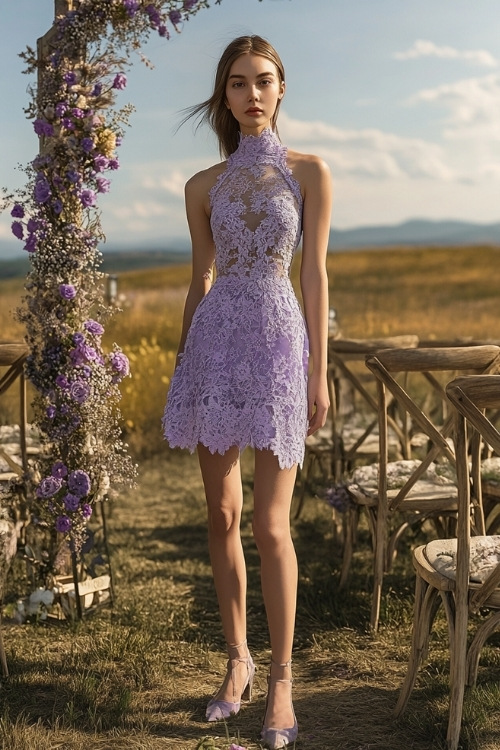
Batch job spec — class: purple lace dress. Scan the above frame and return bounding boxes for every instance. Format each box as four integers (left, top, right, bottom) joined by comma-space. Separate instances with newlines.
162, 128, 309, 469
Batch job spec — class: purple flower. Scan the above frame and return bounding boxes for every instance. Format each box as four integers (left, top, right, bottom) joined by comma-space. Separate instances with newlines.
55, 515, 72, 533
82, 344, 97, 361
69, 347, 85, 366
52, 199, 63, 215
229, 745, 247, 750
158, 24, 168, 37
64, 71, 77, 86
123, 0, 139, 17
51, 461, 68, 478
81, 365, 92, 378
183, 0, 198, 8
93, 154, 109, 171
34, 174, 51, 204
84, 319, 104, 336
67, 469, 91, 498
37, 476, 63, 498
27, 217, 40, 232
34, 119, 54, 137
73, 332, 85, 345
108, 157, 120, 170
110, 351, 130, 377
80, 189, 96, 207
46, 405, 57, 419
145, 3, 161, 26
24, 234, 37, 253
112, 73, 127, 90
55, 374, 69, 389
71, 107, 85, 119
81, 137, 94, 153
169, 10, 182, 24
63, 493, 80, 512
11, 221, 24, 240
96, 176, 111, 193
55, 102, 68, 117
59, 284, 76, 300
70, 379, 90, 404
62, 117, 75, 130
66, 169, 80, 184
11, 204, 24, 218
82, 503, 92, 519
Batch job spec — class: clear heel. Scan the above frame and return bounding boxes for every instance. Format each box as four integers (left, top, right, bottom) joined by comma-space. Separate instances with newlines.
260, 659, 298, 749
205, 639, 255, 722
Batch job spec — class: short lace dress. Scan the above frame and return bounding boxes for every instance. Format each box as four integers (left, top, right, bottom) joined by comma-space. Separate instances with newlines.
162, 128, 309, 469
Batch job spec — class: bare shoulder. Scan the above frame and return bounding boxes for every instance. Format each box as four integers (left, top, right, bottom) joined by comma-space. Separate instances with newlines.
287, 149, 331, 192
185, 161, 227, 200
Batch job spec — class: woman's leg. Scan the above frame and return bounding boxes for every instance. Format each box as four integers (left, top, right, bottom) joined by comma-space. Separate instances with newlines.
198, 444, 250, 702
253, 449, 298, 729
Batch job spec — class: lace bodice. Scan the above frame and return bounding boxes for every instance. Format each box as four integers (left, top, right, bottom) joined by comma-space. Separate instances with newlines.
209, 128, 303, 278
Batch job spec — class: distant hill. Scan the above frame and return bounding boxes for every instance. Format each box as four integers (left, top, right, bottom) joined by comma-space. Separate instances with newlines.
2, 219, 499, 279
329, 218, 500, 249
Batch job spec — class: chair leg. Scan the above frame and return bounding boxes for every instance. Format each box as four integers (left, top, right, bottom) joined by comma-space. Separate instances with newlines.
466, 610, 500, 687
339, 505, 359, 588
445, 596, 468, 750
394, 574, 441, 717
0, 623, 9, 678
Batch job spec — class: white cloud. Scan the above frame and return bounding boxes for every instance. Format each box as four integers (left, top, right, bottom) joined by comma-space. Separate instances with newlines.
278, 111, 456, 181
394, 39, 498, 68
408, 73, 500, 139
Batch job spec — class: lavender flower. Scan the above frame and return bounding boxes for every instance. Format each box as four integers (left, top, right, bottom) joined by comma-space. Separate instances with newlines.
59, 284, 77, 300
169, 10, 182, 25
51, 461, 68, 478
84, 319, 104, 335
24, 234, 37, 253
46, 405, 57, 419
183, 0, 199, 8
123, 0, 139, 17
10, 204, 24, 218
34, 175, 51, 204
55, 374, 70, 389
37, 476, 63, 498
70, 379, 91, 404
68, 469, 91, 498
82, 503, 93, 519
63, 71, 77, 85
63, 493, 80, 512
11, 222, 24, 240
96, 176, 111, 193
55, 515, 72, 533
110, 351, 130, 377
80, 189, 96, 207
81, 137, 94, 153
112, 73, 127, 90
55, 102, 68, 117
91, 83, 102, 97
93, 154, 109, 171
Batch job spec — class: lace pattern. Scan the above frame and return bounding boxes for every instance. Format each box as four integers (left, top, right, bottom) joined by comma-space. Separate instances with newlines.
163, 129, 308, 469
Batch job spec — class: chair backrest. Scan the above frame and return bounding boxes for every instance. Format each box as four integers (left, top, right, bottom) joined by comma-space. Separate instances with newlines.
328, 335, 419, 475
446, 375, 500, 612
365, 346, 500, 515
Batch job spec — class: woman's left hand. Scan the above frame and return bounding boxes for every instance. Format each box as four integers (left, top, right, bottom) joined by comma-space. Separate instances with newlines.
307, 371, 330, 436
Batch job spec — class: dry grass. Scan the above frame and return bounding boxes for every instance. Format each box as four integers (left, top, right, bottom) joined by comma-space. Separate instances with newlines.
1, 246, 500, 749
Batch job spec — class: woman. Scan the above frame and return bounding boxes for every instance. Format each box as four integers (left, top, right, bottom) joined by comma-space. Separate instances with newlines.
163, 35, 332, 749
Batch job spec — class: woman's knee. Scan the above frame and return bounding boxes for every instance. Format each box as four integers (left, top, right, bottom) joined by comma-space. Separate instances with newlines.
207, 499, 242, 537
252, 513, 290, 552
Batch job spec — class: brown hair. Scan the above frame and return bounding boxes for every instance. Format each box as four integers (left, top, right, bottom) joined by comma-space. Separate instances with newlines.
181, 35, 285, 159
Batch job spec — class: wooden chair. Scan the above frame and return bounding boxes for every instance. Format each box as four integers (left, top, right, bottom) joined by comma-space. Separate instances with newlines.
341, 345, 500, 631
395, 374, 500, 750
293, 335, 419, 520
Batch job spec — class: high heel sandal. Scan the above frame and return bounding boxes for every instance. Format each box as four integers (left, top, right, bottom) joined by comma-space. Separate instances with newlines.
260, 659, 298, 749
205, 639, 256, 722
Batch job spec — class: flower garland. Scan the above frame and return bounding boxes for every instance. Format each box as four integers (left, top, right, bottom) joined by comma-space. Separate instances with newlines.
2, 0, 214, 552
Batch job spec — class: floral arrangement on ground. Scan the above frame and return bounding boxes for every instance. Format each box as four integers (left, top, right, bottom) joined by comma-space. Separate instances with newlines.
0, 0, 214, 560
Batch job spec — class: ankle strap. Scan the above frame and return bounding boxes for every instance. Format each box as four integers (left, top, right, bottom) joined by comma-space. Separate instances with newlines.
227, 638, 247, 650
271, 658, 292, 668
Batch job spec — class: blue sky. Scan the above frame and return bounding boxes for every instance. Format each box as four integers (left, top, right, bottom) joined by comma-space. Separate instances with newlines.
1, 0, 500, 256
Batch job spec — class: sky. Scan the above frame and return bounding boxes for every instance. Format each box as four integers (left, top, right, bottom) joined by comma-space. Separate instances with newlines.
1, 0, 500, 256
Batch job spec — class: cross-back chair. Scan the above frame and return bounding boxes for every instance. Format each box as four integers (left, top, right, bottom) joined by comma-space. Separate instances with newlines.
341, 345, 500, 632
394, 374, 500, 750
293, 335, 419, 520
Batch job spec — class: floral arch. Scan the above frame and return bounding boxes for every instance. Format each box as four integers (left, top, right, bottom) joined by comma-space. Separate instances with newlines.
3, 0, 236, 554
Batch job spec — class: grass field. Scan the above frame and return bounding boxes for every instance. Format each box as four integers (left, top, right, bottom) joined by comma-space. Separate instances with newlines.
1, 245, 500, 749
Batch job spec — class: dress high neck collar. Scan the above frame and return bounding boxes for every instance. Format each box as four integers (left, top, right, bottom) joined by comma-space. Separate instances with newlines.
229, 128, 286, 165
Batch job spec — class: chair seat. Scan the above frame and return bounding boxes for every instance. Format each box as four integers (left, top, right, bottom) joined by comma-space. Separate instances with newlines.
425, 535, 500, 584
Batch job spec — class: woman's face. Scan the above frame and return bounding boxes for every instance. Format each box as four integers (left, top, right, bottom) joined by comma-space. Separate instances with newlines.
225, 53, 284, 135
